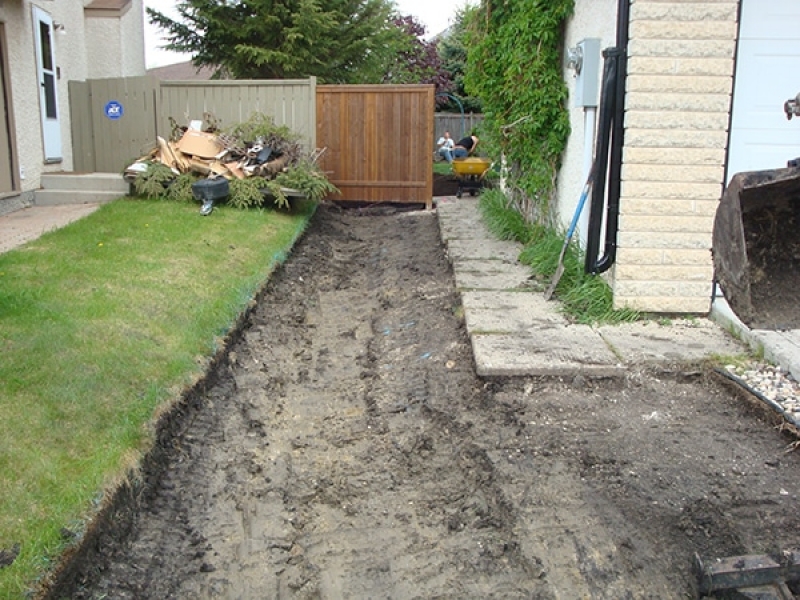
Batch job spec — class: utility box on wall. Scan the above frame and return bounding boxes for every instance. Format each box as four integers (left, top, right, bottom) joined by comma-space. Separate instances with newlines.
573, 38, 601, 108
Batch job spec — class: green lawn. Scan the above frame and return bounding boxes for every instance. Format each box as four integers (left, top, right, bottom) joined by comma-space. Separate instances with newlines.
0, 197, 315, 597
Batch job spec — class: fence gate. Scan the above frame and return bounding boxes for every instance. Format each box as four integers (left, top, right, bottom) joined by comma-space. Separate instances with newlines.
69, 76, 158, 173
316, 85, 434, 208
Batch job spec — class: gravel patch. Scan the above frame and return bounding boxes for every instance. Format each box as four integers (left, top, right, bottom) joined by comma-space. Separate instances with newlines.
722, 361, 800, 438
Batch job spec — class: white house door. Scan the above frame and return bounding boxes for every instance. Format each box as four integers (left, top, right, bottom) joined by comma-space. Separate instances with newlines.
727, 0, 800, 181
32, 6, 62, 163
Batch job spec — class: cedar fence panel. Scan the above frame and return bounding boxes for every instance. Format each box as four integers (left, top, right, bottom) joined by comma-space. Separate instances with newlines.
316, 84, 434, 208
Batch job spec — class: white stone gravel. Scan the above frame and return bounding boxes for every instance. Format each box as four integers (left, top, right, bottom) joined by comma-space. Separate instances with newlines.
724, 361, 800, 424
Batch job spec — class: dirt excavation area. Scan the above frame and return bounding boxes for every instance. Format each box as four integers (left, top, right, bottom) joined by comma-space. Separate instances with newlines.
58, 204, 800, 599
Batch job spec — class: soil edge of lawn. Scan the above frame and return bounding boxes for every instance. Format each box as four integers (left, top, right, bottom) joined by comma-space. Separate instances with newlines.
30, 207, 316, 600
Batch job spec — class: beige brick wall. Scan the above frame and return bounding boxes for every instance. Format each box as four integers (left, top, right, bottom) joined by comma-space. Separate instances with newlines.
612, 0, 738, 313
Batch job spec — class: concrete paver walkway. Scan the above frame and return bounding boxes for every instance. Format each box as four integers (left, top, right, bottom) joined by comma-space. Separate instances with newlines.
436, 196, 750, 378
0, 203, 100, 254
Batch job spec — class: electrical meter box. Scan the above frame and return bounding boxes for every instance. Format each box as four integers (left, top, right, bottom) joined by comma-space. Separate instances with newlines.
574, 38, 601, 108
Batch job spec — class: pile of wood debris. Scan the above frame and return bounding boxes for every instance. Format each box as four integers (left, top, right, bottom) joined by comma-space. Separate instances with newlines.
124, 119, 303, 183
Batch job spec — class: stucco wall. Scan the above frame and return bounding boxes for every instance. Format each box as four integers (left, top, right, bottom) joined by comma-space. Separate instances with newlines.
557, 0, 617, 245
2, 1, 45, 193
0, 0, 144, 197
85, 0, 145, 78
614, 0, 737, 313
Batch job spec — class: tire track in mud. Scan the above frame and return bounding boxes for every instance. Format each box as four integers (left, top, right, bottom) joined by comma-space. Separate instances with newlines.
65, 204, 800, 600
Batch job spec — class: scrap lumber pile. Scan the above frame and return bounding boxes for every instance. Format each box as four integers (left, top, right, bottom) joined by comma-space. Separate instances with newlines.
124, 120, 302, 183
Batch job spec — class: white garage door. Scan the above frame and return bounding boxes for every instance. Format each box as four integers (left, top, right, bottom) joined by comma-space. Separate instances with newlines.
727, 0, 800, 181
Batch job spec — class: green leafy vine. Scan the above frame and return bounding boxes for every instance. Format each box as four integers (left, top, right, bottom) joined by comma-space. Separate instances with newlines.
464, 0, 574, 226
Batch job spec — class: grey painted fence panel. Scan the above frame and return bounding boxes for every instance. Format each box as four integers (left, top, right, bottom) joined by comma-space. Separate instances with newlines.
158, 79, 316, 151
69, 76, 158, 173
68, 80, 95, 173
70, 77, 317, 173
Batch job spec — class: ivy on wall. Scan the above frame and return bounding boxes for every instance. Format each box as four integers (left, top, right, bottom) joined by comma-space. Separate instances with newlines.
465, 0, 574, 225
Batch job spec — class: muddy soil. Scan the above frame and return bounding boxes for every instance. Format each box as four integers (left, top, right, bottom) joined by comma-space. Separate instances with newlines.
745, 199, 800, 330
56, 203, 800, 599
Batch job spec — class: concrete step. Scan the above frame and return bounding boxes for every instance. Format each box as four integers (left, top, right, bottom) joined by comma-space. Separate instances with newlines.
40, 172, 129, 193
36, 172, 130, 206
35, 189, 126, 206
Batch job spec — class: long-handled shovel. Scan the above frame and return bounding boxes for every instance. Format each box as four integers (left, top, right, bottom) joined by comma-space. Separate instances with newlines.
544, 167, 594, 300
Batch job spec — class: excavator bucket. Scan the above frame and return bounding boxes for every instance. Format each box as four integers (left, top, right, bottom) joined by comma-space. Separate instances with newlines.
713, 166, 800, 329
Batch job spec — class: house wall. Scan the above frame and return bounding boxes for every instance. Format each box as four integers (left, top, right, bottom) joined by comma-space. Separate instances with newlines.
1, 1, 45, 197
0, 0, 144, 205
614, 0, 738, 313
559, 0, 740, 314
85, 0, 145, 78
557, 0, 617, 246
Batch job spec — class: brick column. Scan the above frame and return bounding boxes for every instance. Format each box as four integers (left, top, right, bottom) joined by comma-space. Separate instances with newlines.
612, 0, 738, 313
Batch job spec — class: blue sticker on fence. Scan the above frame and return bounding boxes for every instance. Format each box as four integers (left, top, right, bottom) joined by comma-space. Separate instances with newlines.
104, 101, 124, 120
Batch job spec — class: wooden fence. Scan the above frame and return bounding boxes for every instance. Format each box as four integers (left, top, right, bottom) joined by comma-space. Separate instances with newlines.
69, 77, 317, 173
316, 85, 434, 208
434, 113, 484, 144
69, 76, 159, 173
69, 78, 435, 206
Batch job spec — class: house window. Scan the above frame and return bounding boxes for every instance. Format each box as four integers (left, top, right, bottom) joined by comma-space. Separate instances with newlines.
38, 20, 57, 119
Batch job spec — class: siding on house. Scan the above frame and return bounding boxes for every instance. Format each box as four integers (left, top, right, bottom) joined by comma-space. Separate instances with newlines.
614, 0, 738, 313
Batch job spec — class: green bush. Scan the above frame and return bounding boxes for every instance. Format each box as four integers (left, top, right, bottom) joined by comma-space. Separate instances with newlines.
228, 177, 270, 209
167, 172, 199, 203
274, 160, 340, 204
132, 162, 176, 198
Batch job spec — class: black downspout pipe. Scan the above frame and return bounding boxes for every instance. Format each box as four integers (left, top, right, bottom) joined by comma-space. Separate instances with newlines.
585, 0, 630, 275
584, 48, 618, 274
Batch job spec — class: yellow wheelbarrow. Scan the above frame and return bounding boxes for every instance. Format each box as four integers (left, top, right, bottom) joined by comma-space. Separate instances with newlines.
451, 157, 492, 198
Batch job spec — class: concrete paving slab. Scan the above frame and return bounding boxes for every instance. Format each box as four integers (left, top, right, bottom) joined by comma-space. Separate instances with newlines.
596, 319, 748, 365
439, 221, 496, 242
749, 330, 800, 378
471, 329, 624, 378
445, 238, 522, 262
436, 197, 479, 215
463, 290, 560, 310
463, 291, 568, 335
0, 204, 101, 253
453, 260, 535, 291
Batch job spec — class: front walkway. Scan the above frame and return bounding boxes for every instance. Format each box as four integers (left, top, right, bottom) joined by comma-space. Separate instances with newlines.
0, 204, 100, 254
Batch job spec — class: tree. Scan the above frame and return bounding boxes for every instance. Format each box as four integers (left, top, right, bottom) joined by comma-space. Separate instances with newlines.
147, 0, 407, 83
382, 15, 453, 97
436, 6, 481, 113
